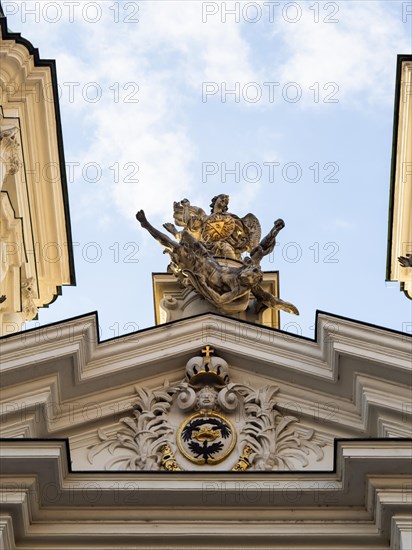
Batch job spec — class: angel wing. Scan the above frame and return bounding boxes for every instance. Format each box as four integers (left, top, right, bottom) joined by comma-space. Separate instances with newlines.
240, 213, 261, 251
172, 199, 207, 229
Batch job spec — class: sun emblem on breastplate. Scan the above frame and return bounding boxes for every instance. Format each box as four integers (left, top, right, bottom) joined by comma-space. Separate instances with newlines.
202, 213, 236, 242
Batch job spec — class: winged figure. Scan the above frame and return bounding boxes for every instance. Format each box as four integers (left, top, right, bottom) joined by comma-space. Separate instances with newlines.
136, 198, 299, 316
163, 194, 263, 260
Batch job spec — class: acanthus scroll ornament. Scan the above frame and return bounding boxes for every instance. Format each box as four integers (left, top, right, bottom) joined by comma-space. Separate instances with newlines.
88, 382, 183, 470
21, 277, 38, 321
88, 348, 324, 472
226, 384, 324, 470
0, 127, 21, 179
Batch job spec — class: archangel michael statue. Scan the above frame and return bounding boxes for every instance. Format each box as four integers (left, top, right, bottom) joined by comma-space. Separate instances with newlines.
136, 194, 299, 317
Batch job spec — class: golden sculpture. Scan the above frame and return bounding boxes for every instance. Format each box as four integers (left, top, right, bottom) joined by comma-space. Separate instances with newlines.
163, 194, 261, 261
136, 194, 299, 316
232, 446, 253, 471
161, 444, 182, 471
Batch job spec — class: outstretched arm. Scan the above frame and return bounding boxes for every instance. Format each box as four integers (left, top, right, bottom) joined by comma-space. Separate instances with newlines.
136, 210, 177, 252
250, 218, 285, 264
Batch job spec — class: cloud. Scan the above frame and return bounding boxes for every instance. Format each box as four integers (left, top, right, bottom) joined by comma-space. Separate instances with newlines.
273, 1, 410, 107
47, 1, 261, 221
6, 0, 407, 227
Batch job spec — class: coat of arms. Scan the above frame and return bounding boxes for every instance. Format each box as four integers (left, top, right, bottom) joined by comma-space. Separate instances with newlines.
88, 346, 325, 472
177, 410, 236, 465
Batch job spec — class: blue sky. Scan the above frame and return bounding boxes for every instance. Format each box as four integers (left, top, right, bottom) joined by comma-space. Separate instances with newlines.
4, 0, 411, 339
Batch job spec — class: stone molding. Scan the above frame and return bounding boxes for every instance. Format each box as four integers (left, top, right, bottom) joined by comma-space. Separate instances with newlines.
0, 23, 75, 333
0, 439, 410, 548
0, 313, 410, 453
387, 56, 412, 298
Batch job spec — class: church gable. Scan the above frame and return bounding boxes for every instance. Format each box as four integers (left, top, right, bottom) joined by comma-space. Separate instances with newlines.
1, 311, 409, 474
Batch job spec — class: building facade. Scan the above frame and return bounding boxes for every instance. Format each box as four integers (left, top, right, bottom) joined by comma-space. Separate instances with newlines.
0, 5, 75, 335
0, 9, 411, 550
387, 55, 412, 299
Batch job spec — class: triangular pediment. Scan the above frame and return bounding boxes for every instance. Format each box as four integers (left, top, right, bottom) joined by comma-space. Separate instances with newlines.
1, 310, 410, 473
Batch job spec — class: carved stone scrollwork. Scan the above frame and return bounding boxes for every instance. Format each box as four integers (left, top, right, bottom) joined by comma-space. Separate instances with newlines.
88, 348, 324, 471
175, 385, 197, 412
21, 277, 38, 321
88, 382, 182, 470
161, 295, 179, 310
218, 386, 240, 412
0, 127, 21, 180
226, 384, 324, 470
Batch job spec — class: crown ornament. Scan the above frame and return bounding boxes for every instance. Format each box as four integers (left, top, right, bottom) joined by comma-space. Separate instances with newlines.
185, 345, 229, 386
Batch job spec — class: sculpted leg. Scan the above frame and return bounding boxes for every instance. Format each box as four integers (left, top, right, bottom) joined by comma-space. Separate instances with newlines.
252, 285, 299, 315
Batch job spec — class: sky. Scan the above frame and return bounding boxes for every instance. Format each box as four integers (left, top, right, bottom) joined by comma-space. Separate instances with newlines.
3, 0, 412, 340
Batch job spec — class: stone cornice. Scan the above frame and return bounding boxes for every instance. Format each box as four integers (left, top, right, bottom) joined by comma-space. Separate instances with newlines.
0, 311, 409, 388
0, 439, 410, 547
0, 311, 410, 441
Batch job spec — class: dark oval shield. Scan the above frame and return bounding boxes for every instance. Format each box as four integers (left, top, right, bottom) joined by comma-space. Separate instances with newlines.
177, 412, 237, 465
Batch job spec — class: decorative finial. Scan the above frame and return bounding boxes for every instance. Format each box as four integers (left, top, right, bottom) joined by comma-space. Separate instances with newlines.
201, 345, 214, 362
